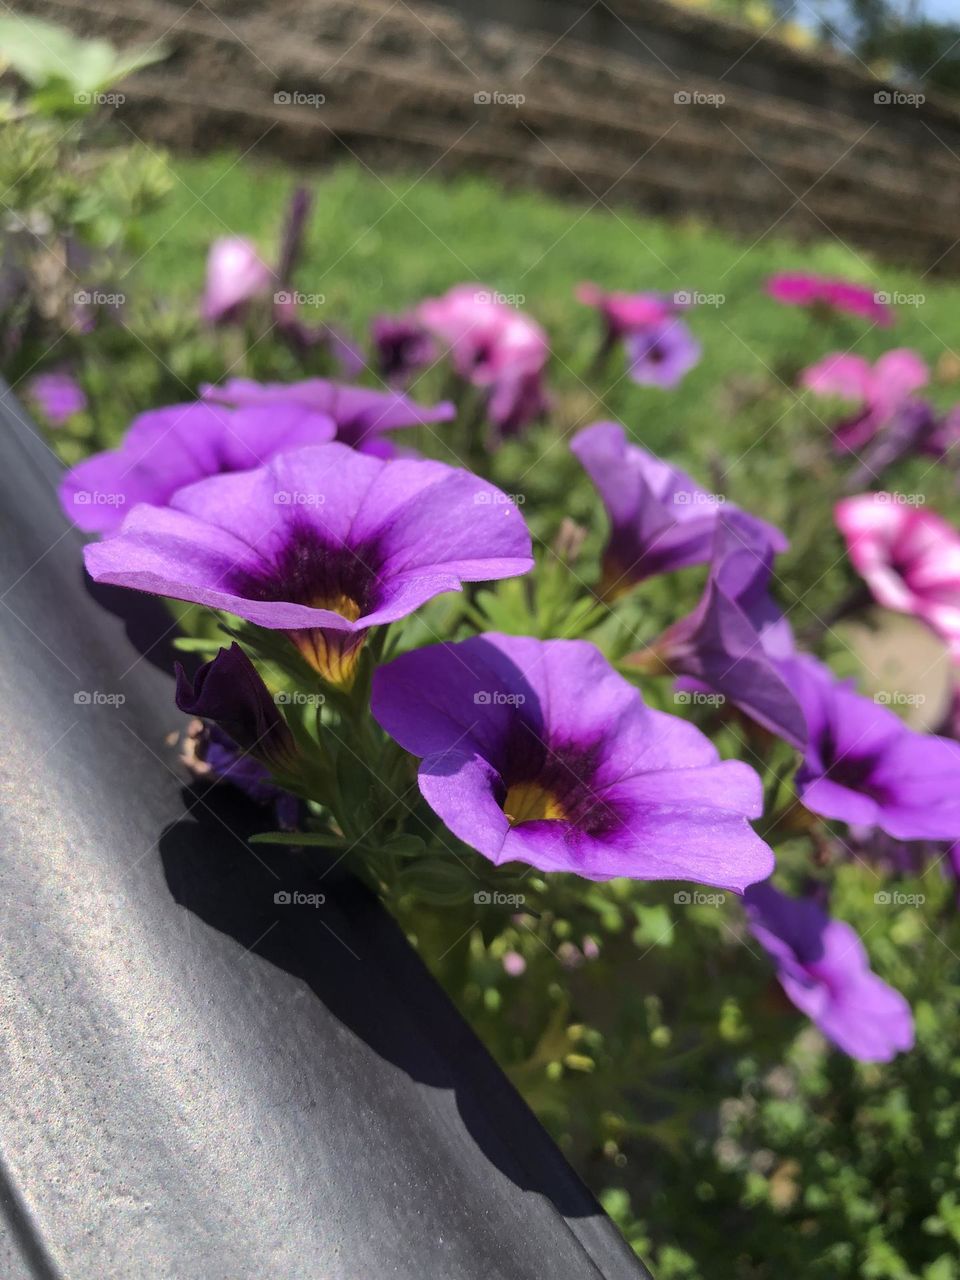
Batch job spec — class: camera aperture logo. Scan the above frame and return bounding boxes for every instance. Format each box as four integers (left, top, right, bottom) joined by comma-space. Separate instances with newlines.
274, 890, 326, 907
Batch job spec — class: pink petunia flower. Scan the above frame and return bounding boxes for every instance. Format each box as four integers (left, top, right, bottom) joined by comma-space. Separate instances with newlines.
835, 494, 960, 662
201, 237, 273, 325
766, 273, 894, 326
800, 350, 929, 452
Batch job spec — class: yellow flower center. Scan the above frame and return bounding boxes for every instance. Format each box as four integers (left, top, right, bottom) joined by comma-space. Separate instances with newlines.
503, 781, 567, 826
311, 593, 362, 622
291, 596, 365, 688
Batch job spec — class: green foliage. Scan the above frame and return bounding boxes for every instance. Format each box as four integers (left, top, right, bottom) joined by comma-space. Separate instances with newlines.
0, 15, 167, 117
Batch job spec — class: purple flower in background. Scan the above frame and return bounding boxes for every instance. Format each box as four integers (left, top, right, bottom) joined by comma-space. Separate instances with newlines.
487, 366, 550, 437
201, 236, 273, 325
27, 370, 87, 426
744, 881, 913, 1061
371, 312, 436, 385
85, 444, 533, 687
780, 654, 960, 839
202, 376, 455, 457
371, 633, 773, 889
186, 723, 300, 829
626, 317, 701, 389
175, 643, 297, 776
60, 400, 337, 534
571, 422, 785, 598
638, 511, 806, 748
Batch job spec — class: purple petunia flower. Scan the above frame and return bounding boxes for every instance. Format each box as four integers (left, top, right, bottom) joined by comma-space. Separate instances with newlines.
370, 312, 436, 385
780, 654, 960, 839
202, 376, 455, 458
201, 237, 273, 325
744, 881, 913, 1062
175, 643, 297, 775
27, 371, 87, 426
626, 317, 701, 389
371, 633, 774, 890
85, 444, 533, 687
639, 511, 806, 748
571, 421, 786, 597
60, 400, 337, 535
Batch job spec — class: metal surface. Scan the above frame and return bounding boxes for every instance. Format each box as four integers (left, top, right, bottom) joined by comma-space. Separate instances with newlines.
0, 383, 650, 1279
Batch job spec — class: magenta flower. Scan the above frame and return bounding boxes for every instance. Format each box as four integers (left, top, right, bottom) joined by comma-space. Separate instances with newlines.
370, 312, 436, 385
84, 444, 533, 686
780, 654, 960, 838
744, 881, 913, 1062
27, 370, 87, 426
571, 421, 786, 597
418, 284, 547, 385
417, 284, 549, 433
836, 494, 960, 663
200, 236, 273, 325
800, 350, 928, 452
766, 273, 894, 326
60, 400, 337, 534
626, 317, 701, 389
643, 512, 806, 747
576, 282, 677, 344
371, 633, 773, 890
202, 376, 455, 457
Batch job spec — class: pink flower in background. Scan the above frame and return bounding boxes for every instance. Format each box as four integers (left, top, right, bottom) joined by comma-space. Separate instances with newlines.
836, 494, 960, 662
418, 284, 547, 384
201, 236, 273, 324
800, 350, 929, 452
418, 284, 549, 433
576, 283, 678, 343
767, 273, 894, 326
